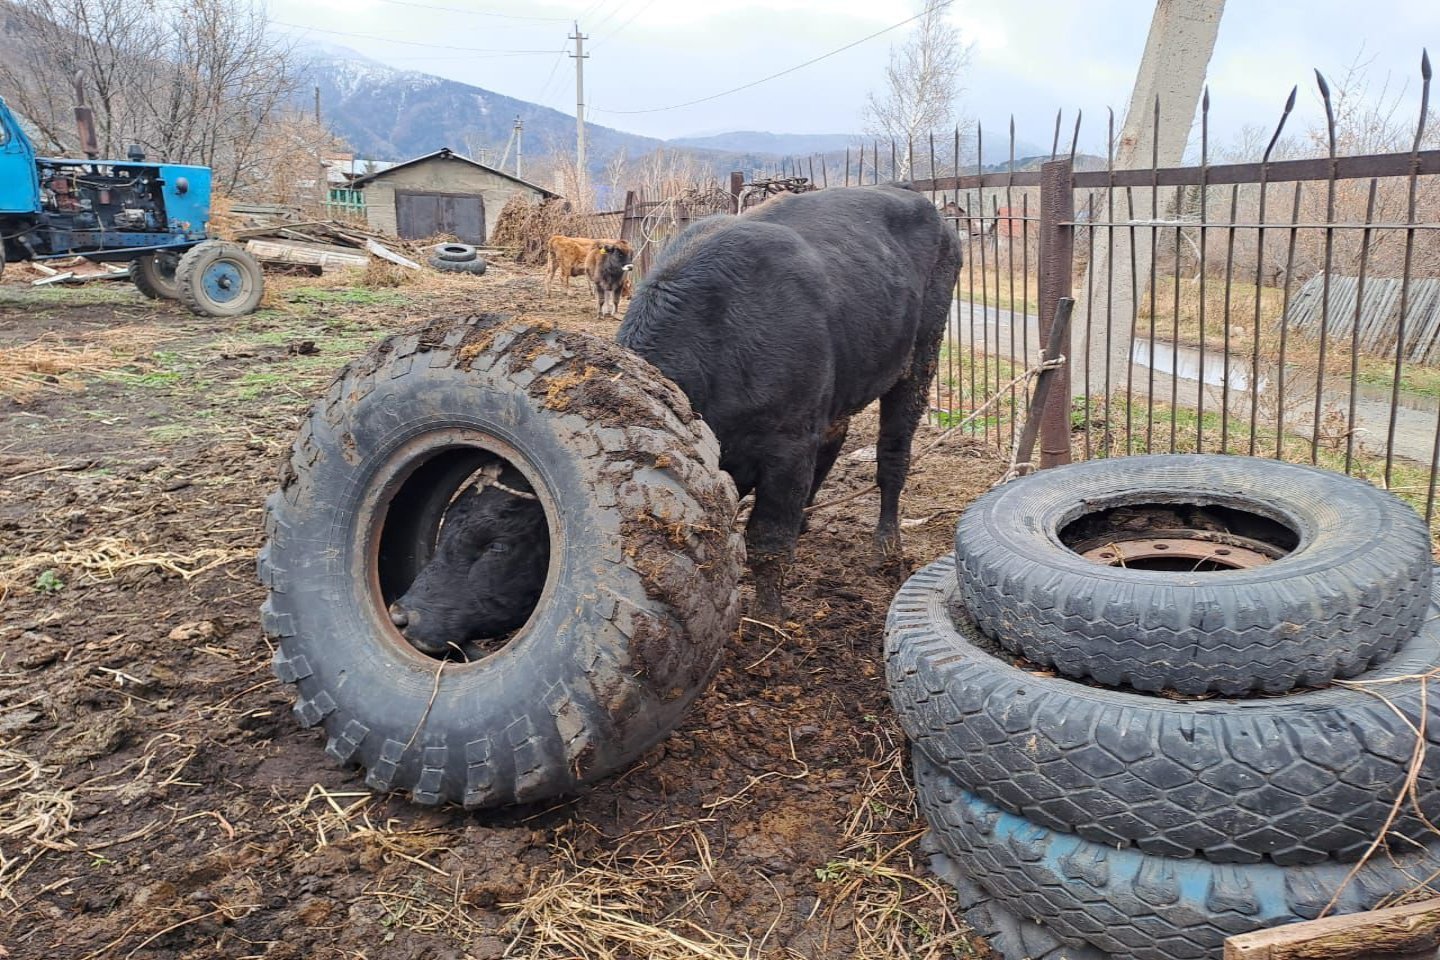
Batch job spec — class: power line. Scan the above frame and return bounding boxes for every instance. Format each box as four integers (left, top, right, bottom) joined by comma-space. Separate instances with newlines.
592, 0, 657, 50
578, 0, 609, 20
590, 0, 951, 116
274, 21, 562, 54
370, 0, 570, 21
588, 0, 629, 35
534, 43, 571, 105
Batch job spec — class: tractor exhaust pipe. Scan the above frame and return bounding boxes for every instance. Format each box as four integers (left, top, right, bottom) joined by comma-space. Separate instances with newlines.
72, 71, 99, 159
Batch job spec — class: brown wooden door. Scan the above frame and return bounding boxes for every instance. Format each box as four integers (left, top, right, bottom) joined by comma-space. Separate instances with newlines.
394, 191, 486, 243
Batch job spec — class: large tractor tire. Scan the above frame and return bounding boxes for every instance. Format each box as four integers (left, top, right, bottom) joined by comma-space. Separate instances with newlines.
131, 250, 182, 300
955, 454, 1431, 696
259, 313, 745, 808
176, 240, 265, 317
887, 557, 1440, 865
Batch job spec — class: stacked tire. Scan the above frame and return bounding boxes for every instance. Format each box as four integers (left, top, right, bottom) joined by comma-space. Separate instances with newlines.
885, 455, 1440, 960
428, 243, 487, 275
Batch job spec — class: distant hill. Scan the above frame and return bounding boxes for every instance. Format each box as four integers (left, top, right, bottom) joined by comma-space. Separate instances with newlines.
300, 46, 670, 174
670, 131, 860, 155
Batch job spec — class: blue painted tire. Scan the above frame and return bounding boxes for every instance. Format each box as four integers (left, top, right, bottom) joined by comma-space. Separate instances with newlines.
954, 455, 1432, 696
914, 751, 1440, 960
922, 831, 1109, 960
886, 557, 1440, 865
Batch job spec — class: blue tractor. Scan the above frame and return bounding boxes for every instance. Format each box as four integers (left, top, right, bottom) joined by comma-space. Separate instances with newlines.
0, 84, 265, 317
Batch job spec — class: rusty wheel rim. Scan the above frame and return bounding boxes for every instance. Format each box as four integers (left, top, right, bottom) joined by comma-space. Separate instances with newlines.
1080, 532, 1278, 570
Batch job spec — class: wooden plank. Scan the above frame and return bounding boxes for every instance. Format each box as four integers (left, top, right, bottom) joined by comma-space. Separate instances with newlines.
244, 239, 368, 273
1224, 898, 1440, 960
364, 239, 421, 271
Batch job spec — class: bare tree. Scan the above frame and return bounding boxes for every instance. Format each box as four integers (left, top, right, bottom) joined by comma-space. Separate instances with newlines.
863, 0, 971, 178
0, 0, 298, 193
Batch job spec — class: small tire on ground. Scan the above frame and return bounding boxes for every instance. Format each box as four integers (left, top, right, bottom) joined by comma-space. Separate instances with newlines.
922, 834, 1108, 960
433, 243, 478, 263
259, 312, 745, 808
131, 250, 182, 300
886, 557, 1440, 865
428, 254, 487, 275
914, 752, 1440, 960
955, 454, 1432, 696
175, 240, 265, 317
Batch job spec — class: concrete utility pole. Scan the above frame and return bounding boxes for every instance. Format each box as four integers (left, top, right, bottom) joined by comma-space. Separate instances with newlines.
514, 116, 524, 179
1073, 0, 1226, 399
570, 24, 588, 182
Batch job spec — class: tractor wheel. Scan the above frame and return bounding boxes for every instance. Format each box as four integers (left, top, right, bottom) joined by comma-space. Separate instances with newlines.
433, 243, 478, 263
131, 251, 182, 300
176, 240, 265, 318
259, 313, 745, 808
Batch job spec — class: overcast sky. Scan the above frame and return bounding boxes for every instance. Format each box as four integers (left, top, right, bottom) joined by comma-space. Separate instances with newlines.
271, 0, 1436, 154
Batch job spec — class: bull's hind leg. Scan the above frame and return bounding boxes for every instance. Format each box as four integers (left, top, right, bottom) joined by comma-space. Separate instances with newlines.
746, 444, 817, 619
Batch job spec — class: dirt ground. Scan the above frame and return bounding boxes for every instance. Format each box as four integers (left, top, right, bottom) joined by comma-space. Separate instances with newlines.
0, 258, 1004, 959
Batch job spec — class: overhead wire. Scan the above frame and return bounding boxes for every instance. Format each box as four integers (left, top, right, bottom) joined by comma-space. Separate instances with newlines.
587, 0, 629, 35
591, 0, 657, 50
589, 0, 952, 115
534, 41, 572, 105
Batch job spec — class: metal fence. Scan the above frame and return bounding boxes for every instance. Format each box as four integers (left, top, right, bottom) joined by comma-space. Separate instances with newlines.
617, 52, 1440, 526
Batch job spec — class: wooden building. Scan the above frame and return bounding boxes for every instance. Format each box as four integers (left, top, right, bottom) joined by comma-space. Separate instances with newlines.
350, 147, 557, 244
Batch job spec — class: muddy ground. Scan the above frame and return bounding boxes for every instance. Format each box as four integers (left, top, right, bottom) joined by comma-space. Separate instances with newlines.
0, 259, 1003, 959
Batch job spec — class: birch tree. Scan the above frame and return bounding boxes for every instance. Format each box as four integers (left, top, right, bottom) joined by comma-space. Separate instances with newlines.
863, 0, 971, 178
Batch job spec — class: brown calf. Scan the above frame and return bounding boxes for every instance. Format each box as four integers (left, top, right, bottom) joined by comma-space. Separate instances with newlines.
546, 235, 601, 290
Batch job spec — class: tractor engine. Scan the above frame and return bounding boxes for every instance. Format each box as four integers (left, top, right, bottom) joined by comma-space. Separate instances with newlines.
37, 162, 168, 234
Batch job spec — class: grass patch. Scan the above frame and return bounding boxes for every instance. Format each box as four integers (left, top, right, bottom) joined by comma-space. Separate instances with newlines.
283, 285, 410, 307
0, 283, 142, 309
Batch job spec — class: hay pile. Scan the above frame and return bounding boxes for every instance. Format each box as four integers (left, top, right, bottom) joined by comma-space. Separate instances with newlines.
491, 197, 629, 266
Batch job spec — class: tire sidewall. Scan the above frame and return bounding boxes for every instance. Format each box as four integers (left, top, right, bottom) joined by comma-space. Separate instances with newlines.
434, 243, 478, 263
959, 453, 1420, 587
429, 255, 487, 275
267, 325, 739, 804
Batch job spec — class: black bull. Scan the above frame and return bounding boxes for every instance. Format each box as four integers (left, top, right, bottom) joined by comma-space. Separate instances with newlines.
617, 185, 962, 615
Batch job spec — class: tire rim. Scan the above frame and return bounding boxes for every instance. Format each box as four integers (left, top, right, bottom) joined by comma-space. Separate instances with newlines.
359, 428, 559, 669
1059, 499, 1300, 573
202, 259, 248, 304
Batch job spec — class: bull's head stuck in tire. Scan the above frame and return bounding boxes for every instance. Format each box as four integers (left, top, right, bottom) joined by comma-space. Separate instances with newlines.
260, 313, 745, 809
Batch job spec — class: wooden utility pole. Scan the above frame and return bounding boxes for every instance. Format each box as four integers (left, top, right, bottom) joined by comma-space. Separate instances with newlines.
570, 24, 588, 184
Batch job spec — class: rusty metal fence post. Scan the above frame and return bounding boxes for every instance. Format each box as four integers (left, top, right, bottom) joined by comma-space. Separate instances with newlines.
1036, 159, 1075, 467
